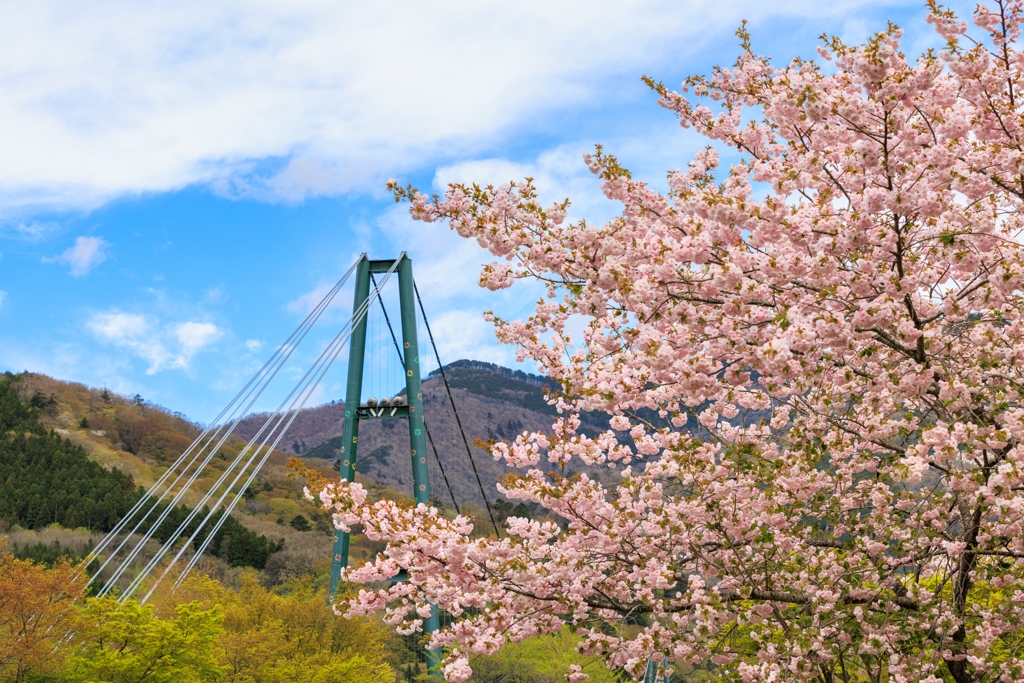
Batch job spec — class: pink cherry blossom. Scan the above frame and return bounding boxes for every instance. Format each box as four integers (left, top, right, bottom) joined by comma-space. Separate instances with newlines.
326, 5, 1024, 682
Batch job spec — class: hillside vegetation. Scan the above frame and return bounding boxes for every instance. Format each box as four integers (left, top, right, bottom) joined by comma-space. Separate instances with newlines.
0, 370, 445, 590
0, 548, 396, 683
0, 374, 280, 572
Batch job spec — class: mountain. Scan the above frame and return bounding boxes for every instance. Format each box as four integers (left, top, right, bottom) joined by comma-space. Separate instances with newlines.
0, 360, 632, 583
232, 360, 620, 515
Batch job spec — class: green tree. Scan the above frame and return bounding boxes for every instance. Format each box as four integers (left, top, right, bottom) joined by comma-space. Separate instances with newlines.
468, 628, 618, 683
67, 598, 223, 683
159, 575, 393, 683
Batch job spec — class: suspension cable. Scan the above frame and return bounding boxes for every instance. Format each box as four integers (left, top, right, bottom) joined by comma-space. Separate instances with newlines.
100, 260, 356, 596
370, 273, 461, 515
413, 281, 501, 537
138, 259, 402, 599
138, 289, 374, 598
92, 258, 361, 594
170, 262, 403, 592
86, 258, 351, 580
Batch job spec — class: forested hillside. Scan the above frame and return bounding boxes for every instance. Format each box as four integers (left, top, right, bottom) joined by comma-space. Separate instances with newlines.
0, 375, 280, 570
0, 379, 135, 531
0, 372, 355, 589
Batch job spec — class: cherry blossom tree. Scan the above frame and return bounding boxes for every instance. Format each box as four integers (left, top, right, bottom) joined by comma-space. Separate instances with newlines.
317, 3, 1024, 681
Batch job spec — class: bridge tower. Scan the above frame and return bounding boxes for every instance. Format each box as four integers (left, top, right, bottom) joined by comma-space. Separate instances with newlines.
328, 254, 440, 670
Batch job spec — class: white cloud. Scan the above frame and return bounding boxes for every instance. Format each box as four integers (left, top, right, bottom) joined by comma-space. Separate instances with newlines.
175, 321, 223, 353
87, 309, 223, 374
245, 339, 263, 352
426, 309, 514, 366
0, 291, 6, 310
1, 220, 61, 241
0, 0, 918, 215
45, 235, 108, 276
88, 310, 148, 340
203, 285, 226, 303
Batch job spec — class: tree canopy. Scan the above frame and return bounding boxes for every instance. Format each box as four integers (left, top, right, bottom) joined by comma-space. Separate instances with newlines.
0, 546, 84, 682
317, 3, 1024, 682
0, 549, 395, 683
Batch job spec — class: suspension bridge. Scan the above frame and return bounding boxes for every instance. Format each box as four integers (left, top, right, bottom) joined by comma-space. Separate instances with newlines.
64, 252, 679, 683
80, 253, 500, 675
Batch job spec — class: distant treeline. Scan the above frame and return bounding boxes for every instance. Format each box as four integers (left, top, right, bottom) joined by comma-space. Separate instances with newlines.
0, 374, 280, 570
13, 539, 93, 565
429, 359, 560, 390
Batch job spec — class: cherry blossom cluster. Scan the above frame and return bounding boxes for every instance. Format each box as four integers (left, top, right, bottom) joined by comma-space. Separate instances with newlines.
320, 4, 1024, 682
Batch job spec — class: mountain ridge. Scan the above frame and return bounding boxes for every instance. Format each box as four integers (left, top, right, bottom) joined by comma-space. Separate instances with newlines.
229, 359, 618, 510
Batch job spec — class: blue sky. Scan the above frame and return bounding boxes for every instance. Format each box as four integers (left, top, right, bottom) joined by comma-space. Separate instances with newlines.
0, 0, 964, 423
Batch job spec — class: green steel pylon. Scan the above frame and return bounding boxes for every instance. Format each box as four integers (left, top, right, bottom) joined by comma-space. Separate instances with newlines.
328, 254, 441, 677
